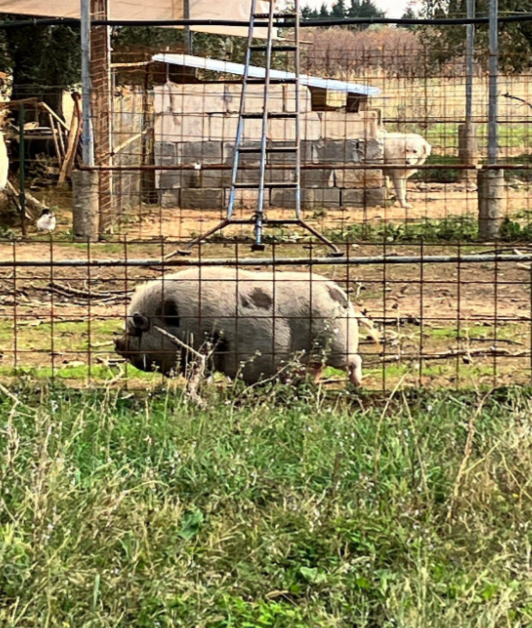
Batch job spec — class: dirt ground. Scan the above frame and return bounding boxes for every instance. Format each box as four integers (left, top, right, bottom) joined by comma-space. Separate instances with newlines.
101, 181, 532, 241
1, 181, 531, 390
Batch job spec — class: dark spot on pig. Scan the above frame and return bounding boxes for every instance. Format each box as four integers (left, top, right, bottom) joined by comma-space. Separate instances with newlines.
240, 295, 250, 308
156, 299, 180, 327
249, 288, 272, 310
327, 285, 348, 307
211, 331, 230, 373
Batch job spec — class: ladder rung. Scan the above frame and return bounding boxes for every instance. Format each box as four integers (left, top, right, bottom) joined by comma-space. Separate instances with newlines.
253, 12, 297, 19
249, 45, 298, 52
265, 182, 298, 188
238, 145, 298, 154
241, 112, 297, 119
233, 182, 298, 189
267, 145, 298, 153
247, 78, 297, 85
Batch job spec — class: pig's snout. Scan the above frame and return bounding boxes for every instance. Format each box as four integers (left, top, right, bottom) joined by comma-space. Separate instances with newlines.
348, 355, 363, 387
114, 335, 127, 355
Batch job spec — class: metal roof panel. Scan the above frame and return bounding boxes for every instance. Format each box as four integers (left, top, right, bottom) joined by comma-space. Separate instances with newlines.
151, 53, 381, 96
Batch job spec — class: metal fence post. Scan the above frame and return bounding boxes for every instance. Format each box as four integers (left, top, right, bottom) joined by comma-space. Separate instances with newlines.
459, 0, 479, 186
18, 103, 26, 237
81, 0, 95, 168
478, 0, 502, 239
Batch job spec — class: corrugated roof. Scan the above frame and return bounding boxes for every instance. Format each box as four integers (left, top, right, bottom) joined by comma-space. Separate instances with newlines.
151, 53, 381, 96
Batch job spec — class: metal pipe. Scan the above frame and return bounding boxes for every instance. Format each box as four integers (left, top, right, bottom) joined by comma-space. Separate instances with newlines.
77, 162, 511, 171
81, 0, 95, 167
3, 14, 532, 29
465, 0, 475, 124
488, 0, 498, 165
3, 254, 532, 268
18, 103, 26, 236
183, 0, 193, 55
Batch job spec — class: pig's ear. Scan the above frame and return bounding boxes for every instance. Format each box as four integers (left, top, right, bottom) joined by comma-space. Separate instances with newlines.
132, 311, 150, 331
156, 297, 180, 327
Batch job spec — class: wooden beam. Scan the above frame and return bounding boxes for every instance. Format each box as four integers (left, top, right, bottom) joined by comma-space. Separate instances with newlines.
91, 0, 113, 233
59, 93, 82, 184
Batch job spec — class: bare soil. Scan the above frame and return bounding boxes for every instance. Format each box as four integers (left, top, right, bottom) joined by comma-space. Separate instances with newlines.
1, 180, 531, 390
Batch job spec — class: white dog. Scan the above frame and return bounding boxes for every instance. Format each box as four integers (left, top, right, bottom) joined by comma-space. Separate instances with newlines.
382, 132, 431, 209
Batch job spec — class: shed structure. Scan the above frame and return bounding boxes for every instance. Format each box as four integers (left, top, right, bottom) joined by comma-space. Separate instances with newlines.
152, 53, 387, 211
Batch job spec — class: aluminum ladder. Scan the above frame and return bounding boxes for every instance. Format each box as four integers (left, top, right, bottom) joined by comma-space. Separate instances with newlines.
179, 0, 341, 255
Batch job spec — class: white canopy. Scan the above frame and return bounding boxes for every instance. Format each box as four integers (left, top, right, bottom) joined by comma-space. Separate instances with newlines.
0, 0, 278, 39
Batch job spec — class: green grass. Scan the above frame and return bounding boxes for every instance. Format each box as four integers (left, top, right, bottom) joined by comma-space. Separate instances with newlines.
0, 319, 121, 354
1, 384, 532, 626
391, 122, 532, 153
325, 214, 479, 243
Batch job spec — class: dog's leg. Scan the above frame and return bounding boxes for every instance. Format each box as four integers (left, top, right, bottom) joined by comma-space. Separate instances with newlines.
394, 175, 411, 209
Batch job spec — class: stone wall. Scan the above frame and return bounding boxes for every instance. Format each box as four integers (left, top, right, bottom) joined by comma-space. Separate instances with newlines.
154, 83, 386, 210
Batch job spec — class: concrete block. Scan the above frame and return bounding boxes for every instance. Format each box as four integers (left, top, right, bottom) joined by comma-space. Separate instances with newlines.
234, 169, 261, 187
153, 83, 175, 114
155, 112, 208, 142
316, 139, 363, 164
154, 141, 176, 166
208, 114, 238, 142
223, 83, 312, 114
154, 83, 226, 114
160, 189, 181, 208
320, 111, 379, 141
301, 168, 334, 188
158, 170, 201, 190
268, 113, 321, 141
243, 118, 264, 142
364, 187, 388, 206
224, 84, 284, 114
198, 169, 233, 189
175, 141, 223, 165
312, 188, 341, 209
362, 138, 384, 162
216, 118, 263, 143
181, 188, 224, 210
224, 141, 261, 166
283, 84, 312, 113
340, 189, 364, 207
270, 188, 314, 209
333, 168, 384, 188
224, 188, 260, 209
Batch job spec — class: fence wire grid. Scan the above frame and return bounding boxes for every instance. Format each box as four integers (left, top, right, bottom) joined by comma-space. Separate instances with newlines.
1, 14, 532, 391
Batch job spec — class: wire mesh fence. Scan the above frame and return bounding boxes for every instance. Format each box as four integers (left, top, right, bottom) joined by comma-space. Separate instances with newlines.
1, 15, 532, 391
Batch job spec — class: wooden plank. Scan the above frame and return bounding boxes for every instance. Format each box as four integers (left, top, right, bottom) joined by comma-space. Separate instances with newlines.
48, 113, 63, 169
59, 93, 82, 184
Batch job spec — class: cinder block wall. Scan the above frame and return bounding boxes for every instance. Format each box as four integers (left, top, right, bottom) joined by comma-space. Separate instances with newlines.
154, 83, 386, 210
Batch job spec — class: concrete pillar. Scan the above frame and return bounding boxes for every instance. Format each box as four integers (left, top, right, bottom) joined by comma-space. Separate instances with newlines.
72, 170, 99, 241
458, 122, 479, 186
478, 168, 503, 239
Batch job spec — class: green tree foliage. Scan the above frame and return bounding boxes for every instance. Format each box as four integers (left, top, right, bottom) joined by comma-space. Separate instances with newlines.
0, 15, 80, 117
331, 0, 348, 18
302, 0, 385, 28
400, 6, 419, 30
419, 0, 532, 73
